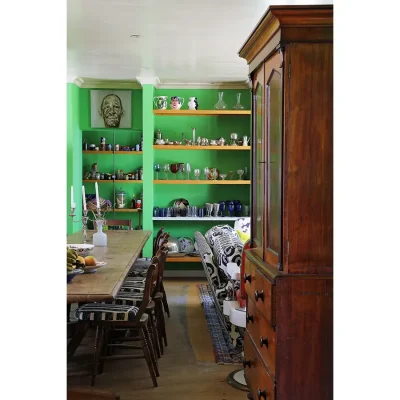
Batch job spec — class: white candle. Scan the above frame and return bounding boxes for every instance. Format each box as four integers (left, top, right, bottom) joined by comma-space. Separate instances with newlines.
71, 186, 76, 208
95, 182, 100, 208
82, 185, 87, 211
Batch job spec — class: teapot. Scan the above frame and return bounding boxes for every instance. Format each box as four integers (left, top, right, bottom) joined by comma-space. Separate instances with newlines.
188, 97, 198, 110
170, 96, 184, 110
153, 96, 168, 110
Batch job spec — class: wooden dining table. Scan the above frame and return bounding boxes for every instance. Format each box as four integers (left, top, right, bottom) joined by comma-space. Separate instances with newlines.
67, 229, 151, 304
67, 229, 151, 358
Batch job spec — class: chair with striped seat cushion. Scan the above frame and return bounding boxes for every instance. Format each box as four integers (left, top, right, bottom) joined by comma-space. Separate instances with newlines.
75, 303, 139, 322
73, 264, 159, 387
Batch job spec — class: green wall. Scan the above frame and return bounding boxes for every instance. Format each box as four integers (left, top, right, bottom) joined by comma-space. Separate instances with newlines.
67, 83, 82, 235
67, 84, 251, 267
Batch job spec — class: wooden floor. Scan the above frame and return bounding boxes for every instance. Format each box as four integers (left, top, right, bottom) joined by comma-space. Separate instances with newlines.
68, 278, 248, 400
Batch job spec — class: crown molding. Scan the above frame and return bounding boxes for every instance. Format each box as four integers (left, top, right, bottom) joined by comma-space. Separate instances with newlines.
73, 77, 250, 90
155, 81, 250, 90
136, 76, 160, 86
74, 77, 142, 89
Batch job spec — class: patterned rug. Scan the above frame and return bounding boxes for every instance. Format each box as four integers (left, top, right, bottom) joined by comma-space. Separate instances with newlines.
196, 283, 243, 365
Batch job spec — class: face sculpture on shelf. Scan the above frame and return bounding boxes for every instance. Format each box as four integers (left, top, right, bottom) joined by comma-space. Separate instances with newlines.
99, 94, 124, 128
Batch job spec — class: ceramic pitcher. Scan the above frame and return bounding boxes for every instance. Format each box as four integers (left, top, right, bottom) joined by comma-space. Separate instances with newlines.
170, 96, 184, 110
153, 96, 168, 110
188, 97, 198, 110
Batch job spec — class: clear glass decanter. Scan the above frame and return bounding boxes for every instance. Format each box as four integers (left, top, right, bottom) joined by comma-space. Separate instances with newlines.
93, 219, 107, 247
214, 92, 227, 110
233, 93, 244, 110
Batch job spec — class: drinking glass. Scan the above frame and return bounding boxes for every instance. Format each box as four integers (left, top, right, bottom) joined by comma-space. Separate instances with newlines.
219, 173, 227, 180
205, 203, 213, 217
227, 201, 235, 217
204, 167, 210, 180
213, 203, 220, 217
211, 169, 218, 180
186, 163, 191, 180
170, 163, 179, 180
154, 164, 160, 180
218, 201, 226, 217
179, 163, 185, 179
163, 164, 170, 180
237, 169, 244, 180
194, 168, 200, 180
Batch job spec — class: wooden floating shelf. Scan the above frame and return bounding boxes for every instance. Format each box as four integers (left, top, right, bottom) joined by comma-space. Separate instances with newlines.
153, 180, 250, 185
83, 151, 142, 155
153, 110, 251, 116
166, 256, 201, 263
83, 180, 143, 184
153, 145, 250, 150
153, 217, 246, 221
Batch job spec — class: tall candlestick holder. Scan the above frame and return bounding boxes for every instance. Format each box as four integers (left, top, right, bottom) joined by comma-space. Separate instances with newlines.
69, 207, 91, 244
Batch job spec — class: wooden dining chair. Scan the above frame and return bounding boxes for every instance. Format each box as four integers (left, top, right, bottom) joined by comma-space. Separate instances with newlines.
74, 264, 158, 387
120, 245, 168, 355
94, 219, 132, 230
128, 232, 171, 318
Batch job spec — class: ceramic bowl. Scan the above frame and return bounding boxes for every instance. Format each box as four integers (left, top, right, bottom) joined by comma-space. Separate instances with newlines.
67, 269, 84, 283
83, 262, 107, 274
67, 244, 94, 258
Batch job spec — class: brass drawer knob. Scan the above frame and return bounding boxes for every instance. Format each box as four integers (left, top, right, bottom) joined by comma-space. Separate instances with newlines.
260, 336, 269, 348
255, 289, 264, 302
244, 273, 252, 283
246, 314, 254, 324
257, 388, 267, 399
243, 359, 252, 369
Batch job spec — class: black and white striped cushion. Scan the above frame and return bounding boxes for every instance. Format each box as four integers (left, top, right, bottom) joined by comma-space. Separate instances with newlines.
115, 291, 143, 306
75, 303, 139, 321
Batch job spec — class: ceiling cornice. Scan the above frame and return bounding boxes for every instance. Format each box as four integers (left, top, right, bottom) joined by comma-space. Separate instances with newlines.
74, 77, 142, 89
155, 81, 250, 89
73, 77, 250, 90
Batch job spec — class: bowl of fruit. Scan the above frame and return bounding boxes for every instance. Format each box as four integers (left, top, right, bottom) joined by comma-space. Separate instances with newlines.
67, 244, 94, 258
67, 248, 85, 283
81, 255, 107, 273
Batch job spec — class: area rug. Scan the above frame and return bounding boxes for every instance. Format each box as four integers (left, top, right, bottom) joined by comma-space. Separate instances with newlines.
196, 283, 243, 365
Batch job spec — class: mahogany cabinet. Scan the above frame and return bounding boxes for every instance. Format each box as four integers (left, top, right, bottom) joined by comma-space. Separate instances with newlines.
238, 5, 333, 400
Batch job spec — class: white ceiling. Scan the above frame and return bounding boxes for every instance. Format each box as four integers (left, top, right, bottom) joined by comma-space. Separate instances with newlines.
67, 0, 333, 85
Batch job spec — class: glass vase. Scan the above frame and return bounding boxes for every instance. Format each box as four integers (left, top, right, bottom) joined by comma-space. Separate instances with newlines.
214, 92, 227, 110
233, 93, 244, 110
93, 219, 107, 247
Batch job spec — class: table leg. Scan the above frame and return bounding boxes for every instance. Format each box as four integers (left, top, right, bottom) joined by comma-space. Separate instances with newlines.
67, 320, 90, 359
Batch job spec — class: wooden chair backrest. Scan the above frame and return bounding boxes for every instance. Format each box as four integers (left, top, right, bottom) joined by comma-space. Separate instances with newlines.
152, 227, 165, 255
94, 219, 132, 230
132, 263, 156, 323
156, 232, 170, 253
155, 247, 168, 289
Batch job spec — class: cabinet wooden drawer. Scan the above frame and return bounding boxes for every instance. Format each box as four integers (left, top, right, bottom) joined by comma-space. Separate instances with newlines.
244, 259, 256, 296
257, 310, 276, 376
244, 332, 275, 400
249, 269, 275, 326
247, 297, 276, 377
246, 296, 259, 342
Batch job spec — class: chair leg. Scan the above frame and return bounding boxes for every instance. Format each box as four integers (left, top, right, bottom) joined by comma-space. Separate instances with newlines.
147, 311, 161, 359
161, 282, 170, 318
140, 327, 158, 387
98, 327, 111, 374
155, 300, 168, 347
143, 324, 159, 377
91, 326, 105, 387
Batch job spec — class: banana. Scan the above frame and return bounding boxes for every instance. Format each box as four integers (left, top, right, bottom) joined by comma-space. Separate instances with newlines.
67, 249, 78, 259
67, 265, 75, 271
67, 257, 76, 264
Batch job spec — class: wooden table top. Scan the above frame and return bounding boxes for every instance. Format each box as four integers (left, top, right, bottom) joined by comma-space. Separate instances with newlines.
67, 230, 151, 304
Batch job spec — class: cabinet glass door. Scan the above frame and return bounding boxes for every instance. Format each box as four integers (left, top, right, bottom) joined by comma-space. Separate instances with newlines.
253, 82, 265, 251
266, 70, 282, 260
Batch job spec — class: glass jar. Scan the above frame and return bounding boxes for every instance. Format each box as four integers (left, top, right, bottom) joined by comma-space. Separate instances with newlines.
115, 187, 126, 209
